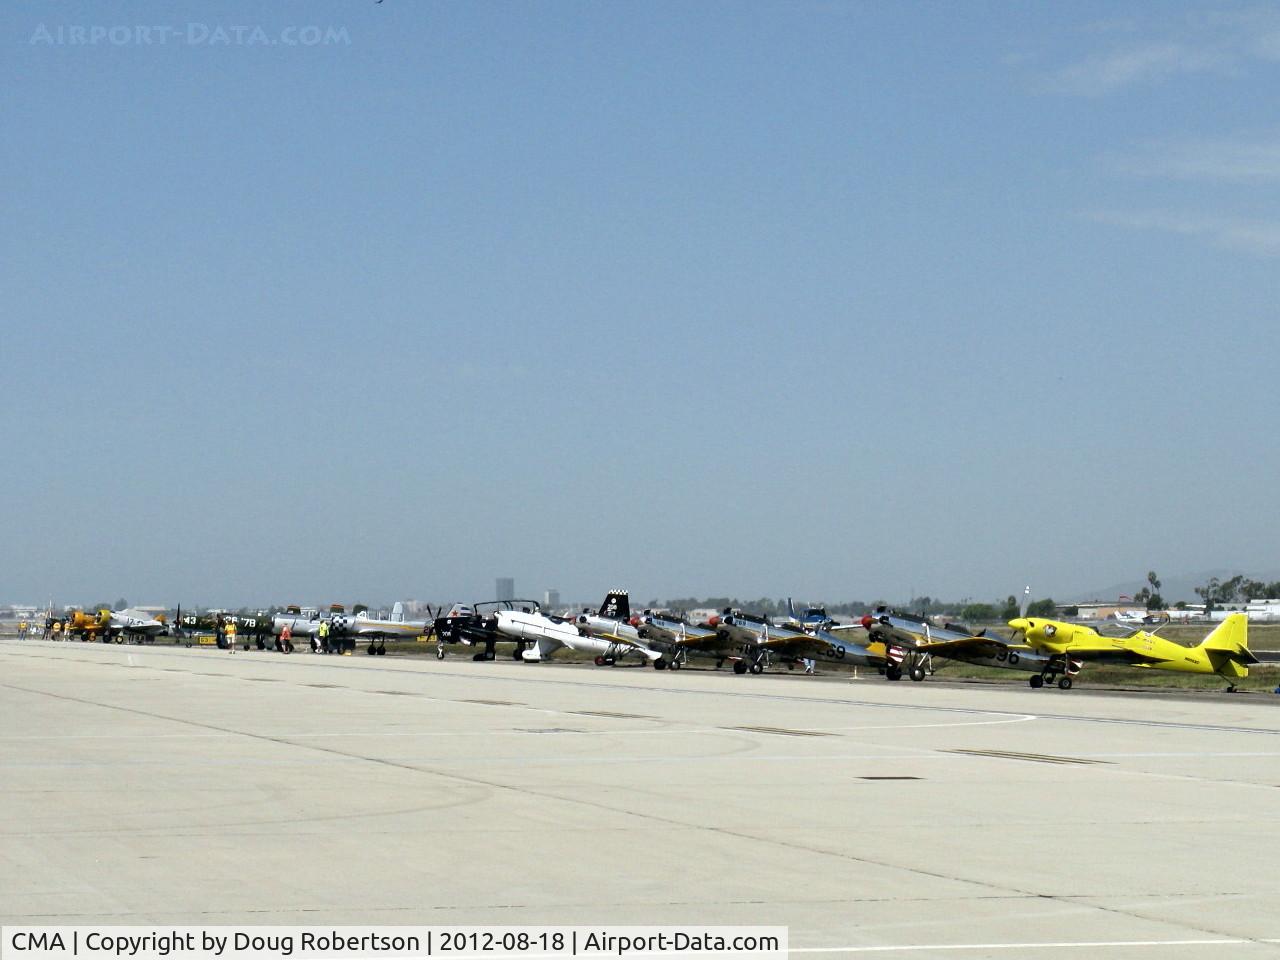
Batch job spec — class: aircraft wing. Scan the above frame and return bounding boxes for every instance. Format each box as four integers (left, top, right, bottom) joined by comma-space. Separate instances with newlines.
756, 634, 829, 659
670, 629, 722, 649
592, 625, 657, 652
911, 636, 1016, 659
1059, 646, 1179, 666
864, 620, 930, 649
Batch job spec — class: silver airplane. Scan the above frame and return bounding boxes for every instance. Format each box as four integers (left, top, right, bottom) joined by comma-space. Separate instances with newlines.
574, 590, 673, 668
715, 609, 889, 675
634, 610, 750, 670
861, 608, 1080, 683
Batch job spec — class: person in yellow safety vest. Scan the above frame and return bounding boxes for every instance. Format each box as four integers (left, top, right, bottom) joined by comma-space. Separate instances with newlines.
318, 619, 330, 654
225, 618, 237, 653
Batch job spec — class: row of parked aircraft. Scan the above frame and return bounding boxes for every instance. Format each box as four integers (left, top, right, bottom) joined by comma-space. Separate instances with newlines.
39, 590, 1260, 692
429, 590, 1258, 692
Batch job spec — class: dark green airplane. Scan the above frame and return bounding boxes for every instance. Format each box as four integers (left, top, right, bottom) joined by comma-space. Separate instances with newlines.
173, 607, 284, 651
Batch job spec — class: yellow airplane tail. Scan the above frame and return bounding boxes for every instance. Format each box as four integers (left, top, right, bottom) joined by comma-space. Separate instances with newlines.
1198, 614, 1257, 679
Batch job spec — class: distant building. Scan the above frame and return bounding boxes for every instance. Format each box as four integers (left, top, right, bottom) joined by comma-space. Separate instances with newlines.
496, 578, 515, 602
1241, 600, 1280, 623
544, 589, 561, 611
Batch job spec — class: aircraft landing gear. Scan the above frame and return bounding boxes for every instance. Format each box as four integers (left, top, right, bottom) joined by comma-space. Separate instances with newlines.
1032, 655, 1073, 690
715, 658, 725, 670
653, 659, 667, 670
909, 665, 927, 682
1226, 682, 1238, 693
733, 660, 748, 675
669, 656, 682, 670
749, 661, 764, 675
885, 663, 903, 681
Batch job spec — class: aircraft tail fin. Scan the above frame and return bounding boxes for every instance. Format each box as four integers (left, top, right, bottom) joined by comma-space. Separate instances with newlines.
1199, 614, 1258, 678
598, 589, 630, 621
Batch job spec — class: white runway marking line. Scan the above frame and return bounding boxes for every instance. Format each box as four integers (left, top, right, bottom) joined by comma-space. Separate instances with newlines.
790, 939, 1279, 953
0, 714, 1039, 742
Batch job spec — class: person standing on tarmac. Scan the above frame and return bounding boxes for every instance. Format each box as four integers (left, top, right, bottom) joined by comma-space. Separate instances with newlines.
279, 622, 293, 654
225, 617, 237, 653
318, 618, 330, 654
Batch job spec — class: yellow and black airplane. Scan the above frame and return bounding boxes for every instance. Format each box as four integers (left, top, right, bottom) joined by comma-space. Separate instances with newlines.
1008, 613, 1257, 691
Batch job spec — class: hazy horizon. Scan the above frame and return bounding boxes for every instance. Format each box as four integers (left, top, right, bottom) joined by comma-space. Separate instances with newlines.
4, 1, 1278, 607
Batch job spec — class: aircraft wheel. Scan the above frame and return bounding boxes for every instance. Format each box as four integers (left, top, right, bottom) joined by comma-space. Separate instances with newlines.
436, 646, 446, 660
256, 639, 266, 651
594, 656, 606, 666
366, 645, 376, 655
1029, 675, 1044, 689
669, 659, 682, 670
1058, 676, 1073, 690
654, 659, 667, 670
909, 666, 926, 682
885, 664, 903, 681
733, 661, 748, 675
715, 658, 724, 669
749, 662, 764, 675
512, 645, 524, 661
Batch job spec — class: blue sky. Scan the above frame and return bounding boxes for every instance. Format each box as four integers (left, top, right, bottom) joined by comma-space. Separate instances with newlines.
3, 1, 1278, 608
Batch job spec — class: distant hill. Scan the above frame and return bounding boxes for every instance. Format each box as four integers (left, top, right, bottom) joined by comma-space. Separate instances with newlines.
1069, 569, 1280, 604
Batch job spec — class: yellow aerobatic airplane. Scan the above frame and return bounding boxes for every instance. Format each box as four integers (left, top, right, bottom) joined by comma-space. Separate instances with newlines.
1008, 613, 1257, 691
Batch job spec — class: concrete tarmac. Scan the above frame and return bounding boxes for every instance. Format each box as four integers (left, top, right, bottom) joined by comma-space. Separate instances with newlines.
2, 639, 1279, 957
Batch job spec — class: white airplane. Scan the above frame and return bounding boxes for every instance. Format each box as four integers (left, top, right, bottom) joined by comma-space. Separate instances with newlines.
1110, 609, 1167, 626
95, 608, 169, 642
497, 591, 664, 666
573, 589, 672, 668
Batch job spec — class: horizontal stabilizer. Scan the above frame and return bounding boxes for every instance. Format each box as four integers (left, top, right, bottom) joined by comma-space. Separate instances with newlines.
1200, 614, 1258, 663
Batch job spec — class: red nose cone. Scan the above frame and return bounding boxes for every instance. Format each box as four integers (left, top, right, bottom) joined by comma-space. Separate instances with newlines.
628, 615, 640, 627
708, 615, 720, 627
860, 615, 873, 629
